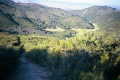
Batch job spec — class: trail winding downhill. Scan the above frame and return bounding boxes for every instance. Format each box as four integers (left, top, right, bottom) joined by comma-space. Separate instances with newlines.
6, 56, 50, 80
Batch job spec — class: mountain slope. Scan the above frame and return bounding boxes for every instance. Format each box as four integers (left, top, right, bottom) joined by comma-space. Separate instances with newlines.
71, 6, 120, 31
0, 0, 120, 34
0, 0, 93, 34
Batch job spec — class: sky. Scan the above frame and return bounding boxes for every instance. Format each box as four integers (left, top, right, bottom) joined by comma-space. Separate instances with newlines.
13, 0, 120, 10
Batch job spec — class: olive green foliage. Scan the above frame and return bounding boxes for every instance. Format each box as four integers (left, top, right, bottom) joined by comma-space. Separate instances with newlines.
21, 31, 120, 80
0, 32, 20, 48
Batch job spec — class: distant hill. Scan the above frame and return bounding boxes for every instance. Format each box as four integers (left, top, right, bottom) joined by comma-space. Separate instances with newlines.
71, 6, 120, 31
0, 0, 120, 34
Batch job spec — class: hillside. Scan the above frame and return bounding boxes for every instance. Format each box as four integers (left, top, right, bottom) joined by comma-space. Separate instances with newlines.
0, 0, 120, 34
71, 6, 120, 31
0, 0, 93, 34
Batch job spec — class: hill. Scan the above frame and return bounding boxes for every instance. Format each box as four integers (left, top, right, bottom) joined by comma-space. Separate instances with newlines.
0, 0, 93, 34
0, 0, 120, 34
71, 6, 120, 31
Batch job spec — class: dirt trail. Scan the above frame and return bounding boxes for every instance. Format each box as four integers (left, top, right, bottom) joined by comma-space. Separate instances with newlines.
6, 57, 50, 80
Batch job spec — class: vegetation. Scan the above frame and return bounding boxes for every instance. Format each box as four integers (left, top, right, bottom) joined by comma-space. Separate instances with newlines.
0, 28, 120, 80
18, 30, 120, 80
0, 1, 120, 80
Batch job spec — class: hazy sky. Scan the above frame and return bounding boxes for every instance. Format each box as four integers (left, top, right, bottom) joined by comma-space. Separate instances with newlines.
13, 0, 120, 10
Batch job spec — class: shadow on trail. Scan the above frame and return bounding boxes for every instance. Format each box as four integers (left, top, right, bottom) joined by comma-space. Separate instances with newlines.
5, 56, 50, 80
0, 46, 20, 80
0, 46, 50, 80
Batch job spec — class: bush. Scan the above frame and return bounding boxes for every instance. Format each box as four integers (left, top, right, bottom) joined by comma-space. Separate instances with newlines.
23, 31, 120, 80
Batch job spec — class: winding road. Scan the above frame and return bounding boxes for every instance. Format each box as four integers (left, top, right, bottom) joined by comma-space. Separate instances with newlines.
6, 56, 50, 80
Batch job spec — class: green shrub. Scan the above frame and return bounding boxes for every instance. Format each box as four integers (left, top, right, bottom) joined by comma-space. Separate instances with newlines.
23, 31, 120, 80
